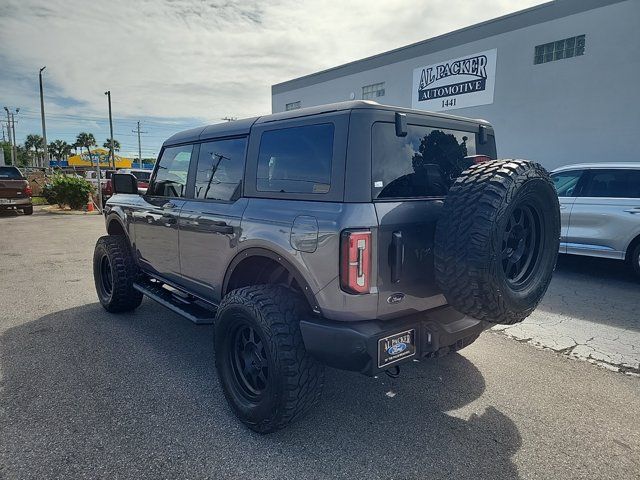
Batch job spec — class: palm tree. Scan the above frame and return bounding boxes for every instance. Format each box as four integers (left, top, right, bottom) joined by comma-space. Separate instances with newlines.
25, 134, 44, 165
103, 138, 121, 167
48, 140, 73, 161
103, 138, 120, 152
75, 132, 97, 164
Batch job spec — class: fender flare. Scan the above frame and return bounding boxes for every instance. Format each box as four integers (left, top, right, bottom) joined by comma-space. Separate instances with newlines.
222, 247, 320, 313
105, 211, 130, 239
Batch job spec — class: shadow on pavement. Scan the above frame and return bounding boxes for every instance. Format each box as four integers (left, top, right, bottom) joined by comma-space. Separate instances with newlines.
0, 210, 20, 218
556, 254, 637, 282
0, 302, 521, 479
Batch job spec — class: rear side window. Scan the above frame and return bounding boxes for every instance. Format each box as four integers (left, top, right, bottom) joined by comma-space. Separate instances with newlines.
582, 169, 640, 198
552, 170, 583, 197
132, 171, 151, 182
0, 167, 23, 179
257, 124, 333, 194
195, 137, 247, 201
372, 123, 476, 200
148, 144, 193, 197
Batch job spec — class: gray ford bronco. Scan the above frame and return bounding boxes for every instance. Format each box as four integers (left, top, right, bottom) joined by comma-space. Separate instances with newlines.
94, 101, 560, 433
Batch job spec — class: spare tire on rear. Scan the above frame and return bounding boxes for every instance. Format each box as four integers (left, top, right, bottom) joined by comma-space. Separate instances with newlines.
434, 160, 560, 325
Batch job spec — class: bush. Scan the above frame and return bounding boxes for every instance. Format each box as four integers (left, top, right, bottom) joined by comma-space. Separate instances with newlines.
43, 174, 94, 210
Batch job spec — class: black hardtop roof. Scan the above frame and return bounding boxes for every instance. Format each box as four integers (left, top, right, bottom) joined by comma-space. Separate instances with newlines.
162, 101, 490, 146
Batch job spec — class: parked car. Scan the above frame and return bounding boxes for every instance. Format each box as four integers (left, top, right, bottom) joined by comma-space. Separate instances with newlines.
85, 170, 116, 205
551, 162, 640, 276
0, 166, 33, 215
116, 168, 152, 194
94, 101, 560, 433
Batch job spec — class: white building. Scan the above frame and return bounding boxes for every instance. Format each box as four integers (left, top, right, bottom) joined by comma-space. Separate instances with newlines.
272, 0, 639, 170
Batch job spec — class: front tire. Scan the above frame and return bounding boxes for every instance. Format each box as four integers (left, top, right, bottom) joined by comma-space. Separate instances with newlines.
214, 285, 324, 433
93, 235, 143, 312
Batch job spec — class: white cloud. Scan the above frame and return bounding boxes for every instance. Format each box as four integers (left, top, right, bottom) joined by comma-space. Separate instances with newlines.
0, 0, 545, 124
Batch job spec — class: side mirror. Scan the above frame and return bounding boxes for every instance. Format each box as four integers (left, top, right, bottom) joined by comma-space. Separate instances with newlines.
112, 173, 139, 195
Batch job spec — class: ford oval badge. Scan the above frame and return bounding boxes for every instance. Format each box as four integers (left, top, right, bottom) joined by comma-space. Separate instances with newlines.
387, 293, 405, 304
387, 342, 407, 355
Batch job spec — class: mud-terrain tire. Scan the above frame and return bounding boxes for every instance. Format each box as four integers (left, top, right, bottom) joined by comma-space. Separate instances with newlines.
434, 160, 560, 325
214, 285, 324, 434
93, 235, 143, 313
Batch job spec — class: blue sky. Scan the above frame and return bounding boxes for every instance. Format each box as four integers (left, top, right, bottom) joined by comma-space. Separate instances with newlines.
0, 0, 543, 160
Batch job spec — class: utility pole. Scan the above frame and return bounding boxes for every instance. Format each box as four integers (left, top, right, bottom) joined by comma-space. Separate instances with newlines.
39, 66, 49, 168
132, 121, 147, 169
4, 108, 19, 166
11, 112, 17, 165
3, 108, 14, 165
104, 91, 115, 169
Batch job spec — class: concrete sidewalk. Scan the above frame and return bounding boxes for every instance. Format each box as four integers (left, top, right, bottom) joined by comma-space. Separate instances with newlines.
493, 255, 640, 374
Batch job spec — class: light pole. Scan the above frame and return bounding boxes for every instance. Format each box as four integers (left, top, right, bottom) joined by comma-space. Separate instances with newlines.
104, 91, 115, 169
39, 66, 48, 168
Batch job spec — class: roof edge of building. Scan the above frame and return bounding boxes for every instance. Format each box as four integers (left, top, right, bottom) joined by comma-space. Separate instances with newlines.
272, 0, 625, 95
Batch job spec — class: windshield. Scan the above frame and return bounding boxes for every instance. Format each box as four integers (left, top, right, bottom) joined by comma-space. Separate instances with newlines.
0, 166, 23, 179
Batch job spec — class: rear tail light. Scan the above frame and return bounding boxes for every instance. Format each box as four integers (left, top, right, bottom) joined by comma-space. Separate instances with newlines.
465, 155, 492, 164
104, 180, 113, 195
340, 230, 372, 294
23, 184, 32, 196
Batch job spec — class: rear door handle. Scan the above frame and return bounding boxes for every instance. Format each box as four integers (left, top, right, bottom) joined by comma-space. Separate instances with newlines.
624, 208, 640, 214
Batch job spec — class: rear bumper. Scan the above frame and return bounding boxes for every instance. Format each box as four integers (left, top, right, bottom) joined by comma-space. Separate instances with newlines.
300, 306, 486, 376
0, 197, 32, 209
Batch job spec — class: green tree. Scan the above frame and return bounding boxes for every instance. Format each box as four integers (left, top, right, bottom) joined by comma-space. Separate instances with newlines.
1, 141, 11, 165
48, 140, 73, 161
75, 132, 97, 165
15, 145, 30, 167
103, 138, 121, 153
24, 134, 44, 164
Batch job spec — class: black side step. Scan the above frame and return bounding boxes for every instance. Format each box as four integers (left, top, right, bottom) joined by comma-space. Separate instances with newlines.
133, 279, 216, 325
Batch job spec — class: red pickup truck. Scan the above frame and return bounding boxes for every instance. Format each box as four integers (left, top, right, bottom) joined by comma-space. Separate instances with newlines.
0, 166, 33, 215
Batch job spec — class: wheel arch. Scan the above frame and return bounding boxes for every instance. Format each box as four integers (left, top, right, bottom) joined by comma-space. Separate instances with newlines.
106, 213, 128, 237
625, 232, 640, 262
222, 248, 320, 314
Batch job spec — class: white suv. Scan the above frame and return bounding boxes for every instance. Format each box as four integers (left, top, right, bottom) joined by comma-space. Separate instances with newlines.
551, 162, 640, 276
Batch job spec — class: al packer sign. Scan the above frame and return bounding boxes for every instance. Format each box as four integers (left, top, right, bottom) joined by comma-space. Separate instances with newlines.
411, 49, 497, 112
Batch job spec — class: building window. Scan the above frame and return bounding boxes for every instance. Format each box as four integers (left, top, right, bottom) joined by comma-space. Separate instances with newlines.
285, 101, 301, 111
534, 34, 585, 64
362, 82, 385, 100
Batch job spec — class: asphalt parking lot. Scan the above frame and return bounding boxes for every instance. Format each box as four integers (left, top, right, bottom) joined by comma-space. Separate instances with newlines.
1, 208, 639, 479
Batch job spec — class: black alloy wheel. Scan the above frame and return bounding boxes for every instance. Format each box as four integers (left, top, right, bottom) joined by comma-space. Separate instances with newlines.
501, 204, 543, 288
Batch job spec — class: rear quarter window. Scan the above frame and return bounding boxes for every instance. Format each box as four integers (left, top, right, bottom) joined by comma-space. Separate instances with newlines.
257, 123, 333, 194
372, 122, 476, 200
